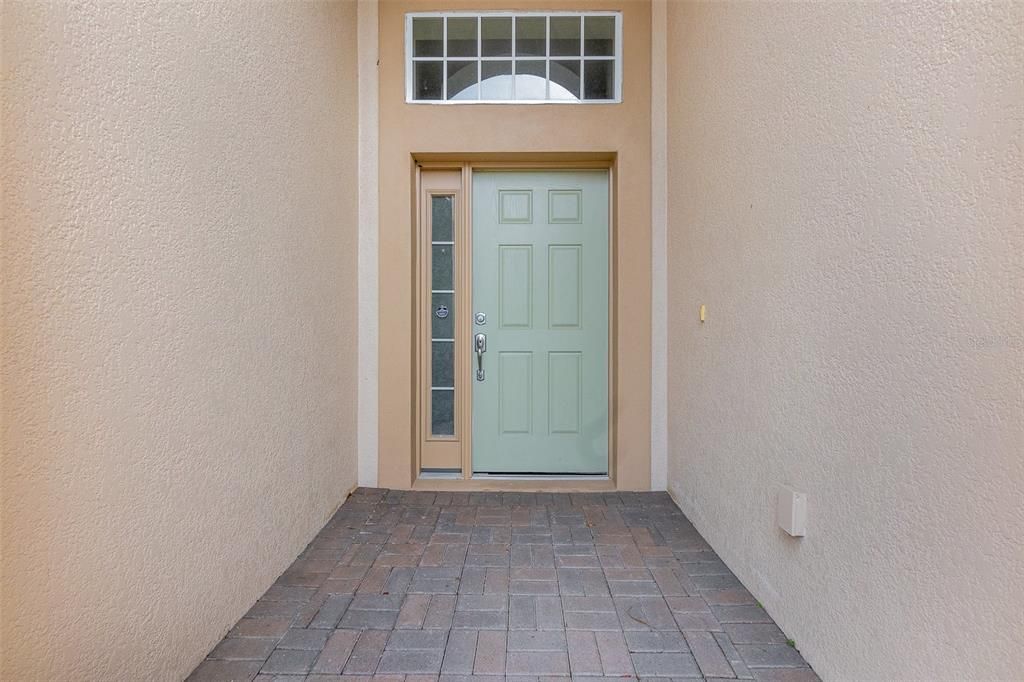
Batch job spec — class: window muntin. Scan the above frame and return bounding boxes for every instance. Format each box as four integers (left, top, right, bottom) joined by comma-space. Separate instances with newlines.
406, 12, 622, 104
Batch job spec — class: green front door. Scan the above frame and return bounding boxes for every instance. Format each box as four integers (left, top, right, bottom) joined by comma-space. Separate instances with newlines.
472, 171, 609, 474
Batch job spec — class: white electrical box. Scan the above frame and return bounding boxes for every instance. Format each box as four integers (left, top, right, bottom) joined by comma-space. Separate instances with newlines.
777, 485, 807, 537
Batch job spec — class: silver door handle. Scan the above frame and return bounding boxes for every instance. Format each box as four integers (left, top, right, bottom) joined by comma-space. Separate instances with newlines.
474, 333, 487, 381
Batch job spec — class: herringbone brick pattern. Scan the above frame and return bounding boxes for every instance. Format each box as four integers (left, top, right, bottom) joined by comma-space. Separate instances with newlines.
189, 488, 818, 681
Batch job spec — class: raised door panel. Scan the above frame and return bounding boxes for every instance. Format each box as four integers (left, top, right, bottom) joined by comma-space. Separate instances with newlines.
498, 245, 533, 328
498, 352, 533, 434
548, 352, 582, 434
548, 245, 582, 329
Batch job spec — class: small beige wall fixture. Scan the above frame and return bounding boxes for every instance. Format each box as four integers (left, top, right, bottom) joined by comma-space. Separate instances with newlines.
665, 2, 1024, 679
1, 2, 360, 679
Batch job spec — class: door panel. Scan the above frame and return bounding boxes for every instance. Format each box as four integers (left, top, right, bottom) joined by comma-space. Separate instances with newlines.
498, 245, 533, 328
499, 352, 533, 434
472, 170, 609, 474
548, 245, 582, 328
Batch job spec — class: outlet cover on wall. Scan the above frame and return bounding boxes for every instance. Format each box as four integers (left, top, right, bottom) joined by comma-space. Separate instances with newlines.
777, 485, 807, 537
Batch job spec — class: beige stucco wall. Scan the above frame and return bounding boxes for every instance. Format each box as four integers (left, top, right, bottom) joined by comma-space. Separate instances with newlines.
1, 2, 359, 680
665, 2, 1023, 680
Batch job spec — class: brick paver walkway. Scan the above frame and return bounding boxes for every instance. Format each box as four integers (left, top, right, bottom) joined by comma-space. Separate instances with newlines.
189, 488, 818, 681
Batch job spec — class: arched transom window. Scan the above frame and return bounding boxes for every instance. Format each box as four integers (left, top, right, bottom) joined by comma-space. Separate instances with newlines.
406, 12, 622, 104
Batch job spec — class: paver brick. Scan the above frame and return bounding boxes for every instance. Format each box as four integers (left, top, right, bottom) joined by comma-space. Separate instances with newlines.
441, 630, 478, 674
310, 595, 352, 629
535, 595, 566, 630
631, 652, 702, 678
261, 585, 317, 602
387, 629, 448, 650
474, 630, 507, 675
397, 593, 432, 629
261, 648, 318, 675
650, 567, 689, 596
453, 609, 508, 629
343, 629, 389, 674
692, 574, 743, 590
456, 594, 508, 611
751, 668, 821, 682
190, 489, 816, 681
484, 568, 510, 594
674, 611, 725, 632
311, 629, 360, 673
510, 567, 556, 580
712, 605, 773, 624
207, 637, 277, 661
564, 610, 622, 631
505, 651, 570, 676
566, 630, 602, 676
278, 628, 330, 651
724, 623, 789, 645
350, 594, 404, 611
702, 587, 757, 605
507, 630, 567, 651
616, 596, 678, 631
609, 580, 661, 596
595, 630, 634, 676
510, 579, 559, 595
666, 596, 711, 613
736, 644, 808, 668
187, 660, 264, 681
228, 618, 292, 639
245, 600, 303, 620
562, 595, 615, 612
685, 630, 733, 678
715, 631, 753, 679
459, 566, 486, 594
339, 607, 398, 630
625, 630, 689, 653
376, 648, 445, 674
423, 594, 457, 629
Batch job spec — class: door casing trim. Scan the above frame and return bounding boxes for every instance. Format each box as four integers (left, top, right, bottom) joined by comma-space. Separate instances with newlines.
414, 158, 617, 489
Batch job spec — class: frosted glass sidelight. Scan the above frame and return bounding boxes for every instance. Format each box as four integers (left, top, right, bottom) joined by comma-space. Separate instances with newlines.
432, 244, 453, 291
431, 196, 453, 241
431, 389, 455, 436
430, 193, 457, 437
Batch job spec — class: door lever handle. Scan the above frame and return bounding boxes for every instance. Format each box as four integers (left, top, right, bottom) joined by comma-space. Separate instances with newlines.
474, 333, 487, 381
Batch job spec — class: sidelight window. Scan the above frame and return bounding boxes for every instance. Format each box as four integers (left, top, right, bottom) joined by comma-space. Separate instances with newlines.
407, 12, 622, 104
430, 195, 456, 436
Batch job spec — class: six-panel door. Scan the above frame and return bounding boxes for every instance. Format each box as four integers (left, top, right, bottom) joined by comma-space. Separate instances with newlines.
472, 171, 609, 474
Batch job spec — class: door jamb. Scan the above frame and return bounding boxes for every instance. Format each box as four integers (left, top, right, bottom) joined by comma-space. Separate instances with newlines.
414, 157, 617, 490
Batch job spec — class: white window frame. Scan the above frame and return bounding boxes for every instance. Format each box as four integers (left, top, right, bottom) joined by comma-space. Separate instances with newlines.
405, 10, 623, 105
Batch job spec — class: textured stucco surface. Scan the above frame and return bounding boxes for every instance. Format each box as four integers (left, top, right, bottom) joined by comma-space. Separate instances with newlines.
666, 2, 1023, 680
1, 2, 359, 680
